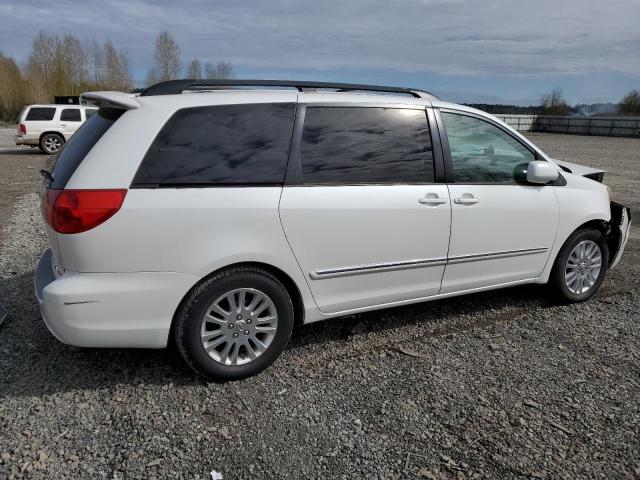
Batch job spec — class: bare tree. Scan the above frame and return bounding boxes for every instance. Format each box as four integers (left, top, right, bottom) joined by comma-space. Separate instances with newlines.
60, 34, 88, 95
204, 61, 235, 79
147, 31, 181, 84
23, 31, 132, 102
539, 88, 571, 116
25, 32, 55, 102
619, 90, 640, 115
24, 32, 89, 99
89, 38, 105, 86
186, 58, 202, 79
104, 40, 131, 90
0, 52, 27, 122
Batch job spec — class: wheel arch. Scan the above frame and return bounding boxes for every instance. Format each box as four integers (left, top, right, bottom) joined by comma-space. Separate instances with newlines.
574, 218, 608, 235
39, 131, 65, 143
168, 261, 306, 346
570, 218, 625, 268
538, 215, 612, 285
550, 217, 611, 272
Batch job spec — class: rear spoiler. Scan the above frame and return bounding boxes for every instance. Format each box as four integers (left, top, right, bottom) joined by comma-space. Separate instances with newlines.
82, 91, 140, 110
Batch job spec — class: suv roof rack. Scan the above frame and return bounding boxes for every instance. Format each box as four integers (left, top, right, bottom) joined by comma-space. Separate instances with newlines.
139, 79, 438, 100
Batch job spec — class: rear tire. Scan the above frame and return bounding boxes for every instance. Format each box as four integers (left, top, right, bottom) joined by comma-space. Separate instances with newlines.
174, 266, 294, 381
549, 228, 609, 303
40, 133, 64, 155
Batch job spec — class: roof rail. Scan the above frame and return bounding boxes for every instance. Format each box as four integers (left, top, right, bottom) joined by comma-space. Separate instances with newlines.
139, 79, 438, 100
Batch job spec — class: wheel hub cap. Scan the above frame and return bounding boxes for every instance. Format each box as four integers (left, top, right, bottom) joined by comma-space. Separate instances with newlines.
200, 288, 278, 366
45, 137, 62, 152
565, 240, 602, 295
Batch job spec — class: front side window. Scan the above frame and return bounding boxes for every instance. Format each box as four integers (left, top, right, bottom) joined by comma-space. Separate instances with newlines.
442, 112, 534, 184
60, 108, 81, 121
26, 107, 56, 121
300, 107, 434, 185
133, 103, 295, 186
85, 109, 98, 119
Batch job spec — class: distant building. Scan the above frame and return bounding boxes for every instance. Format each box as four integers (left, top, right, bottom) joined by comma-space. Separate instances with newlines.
54, 96, 80, 105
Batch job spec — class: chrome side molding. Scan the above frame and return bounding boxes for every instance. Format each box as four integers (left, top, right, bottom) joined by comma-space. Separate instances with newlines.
310, 257, 447, 280
310, 247, 548, 280
447, 247, 548, 265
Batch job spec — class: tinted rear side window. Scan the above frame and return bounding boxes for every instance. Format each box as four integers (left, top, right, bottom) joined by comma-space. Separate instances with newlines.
300, 107, 434, 184
133, 103, 295, 186
60, 108, 81, 121
26, 107, 56, 121
50, 107, 124, 189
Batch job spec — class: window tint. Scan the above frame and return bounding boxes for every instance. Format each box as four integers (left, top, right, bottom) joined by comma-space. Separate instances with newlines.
85, 109, 98, 118
60, 108, 81, 121
442, 113, 534, 184
300, 107, 433, 185
26, 107, 56, 121
50, 107, 124, 189
133, 103, 295, 186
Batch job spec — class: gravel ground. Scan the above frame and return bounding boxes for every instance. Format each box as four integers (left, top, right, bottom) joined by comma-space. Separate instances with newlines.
0, 133, 639, 479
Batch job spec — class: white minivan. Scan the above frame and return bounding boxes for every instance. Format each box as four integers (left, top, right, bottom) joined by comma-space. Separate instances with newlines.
34, 80, 631, 380
15, 104, 98, 154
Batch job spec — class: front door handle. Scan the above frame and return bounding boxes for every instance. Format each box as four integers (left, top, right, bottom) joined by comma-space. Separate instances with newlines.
454, 196, 479, 205
419, 194, 448, 205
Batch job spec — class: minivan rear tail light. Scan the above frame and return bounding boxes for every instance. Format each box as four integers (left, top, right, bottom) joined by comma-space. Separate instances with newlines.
42, 189, 127, 234
19, 123, 26, 134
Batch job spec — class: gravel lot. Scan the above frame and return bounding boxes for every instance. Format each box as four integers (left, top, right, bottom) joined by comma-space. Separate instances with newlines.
0, 131, 639, 479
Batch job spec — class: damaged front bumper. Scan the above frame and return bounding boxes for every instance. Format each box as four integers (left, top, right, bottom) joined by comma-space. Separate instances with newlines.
608, 202, 631, 270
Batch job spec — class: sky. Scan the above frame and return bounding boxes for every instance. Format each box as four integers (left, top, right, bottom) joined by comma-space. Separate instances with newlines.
1, 0, 639, 105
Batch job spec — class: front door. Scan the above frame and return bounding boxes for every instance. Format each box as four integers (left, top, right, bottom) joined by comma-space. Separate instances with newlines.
438, 110, 559, 293
280, 104, 451, 314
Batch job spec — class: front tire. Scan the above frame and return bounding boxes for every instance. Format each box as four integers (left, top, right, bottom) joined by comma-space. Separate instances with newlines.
174, 267, 294, 381
39, 133, 64, 155
549, 227, 609, 303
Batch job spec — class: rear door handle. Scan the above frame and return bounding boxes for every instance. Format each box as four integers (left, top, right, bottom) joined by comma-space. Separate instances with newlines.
419, 194, 448, 205
454, 196, 479, 205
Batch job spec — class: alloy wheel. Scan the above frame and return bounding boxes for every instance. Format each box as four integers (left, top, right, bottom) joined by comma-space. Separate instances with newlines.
200, 288, 278, 366
565, 240, 602, 294
44, 136, 62, 153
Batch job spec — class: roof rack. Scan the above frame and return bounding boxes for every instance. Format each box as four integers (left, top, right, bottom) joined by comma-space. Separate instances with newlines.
139, 79, 438, 100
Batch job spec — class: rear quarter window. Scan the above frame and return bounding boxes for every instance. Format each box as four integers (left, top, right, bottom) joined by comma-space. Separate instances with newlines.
60, 108, 81, 121
49, 107, 125, 189
132, 103, 295, 186
26, 107, 56, 121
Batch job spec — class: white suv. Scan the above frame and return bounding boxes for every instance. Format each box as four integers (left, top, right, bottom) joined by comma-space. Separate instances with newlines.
34, 80, 631, 380
15, 104, 98, 154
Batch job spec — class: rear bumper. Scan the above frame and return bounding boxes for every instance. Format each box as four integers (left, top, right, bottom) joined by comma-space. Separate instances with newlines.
34, 249, 198, 348
14, 134, 38, 146
608, 202, 631, 270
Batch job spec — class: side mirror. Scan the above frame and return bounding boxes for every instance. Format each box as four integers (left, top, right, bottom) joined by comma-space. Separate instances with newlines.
526, 160, 558, 184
